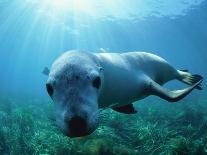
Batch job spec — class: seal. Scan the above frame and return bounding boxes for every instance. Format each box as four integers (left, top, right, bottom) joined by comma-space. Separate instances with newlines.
44, 50, 203, 137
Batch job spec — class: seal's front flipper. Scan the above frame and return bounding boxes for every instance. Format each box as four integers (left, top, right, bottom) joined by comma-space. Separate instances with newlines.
149, 80, 203, 102
112, 104, 137, 114
42, 67, 50, 76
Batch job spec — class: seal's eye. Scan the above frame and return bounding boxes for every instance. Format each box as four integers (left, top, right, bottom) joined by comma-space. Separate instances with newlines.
92, 77, 101, 89
46, 83, 53, 96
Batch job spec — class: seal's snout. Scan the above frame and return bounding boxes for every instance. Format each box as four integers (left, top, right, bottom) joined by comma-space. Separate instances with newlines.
65, 116, 88, 137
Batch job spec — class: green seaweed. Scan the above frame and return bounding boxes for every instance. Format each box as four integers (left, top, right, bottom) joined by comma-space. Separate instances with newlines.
0, 96, 207, 155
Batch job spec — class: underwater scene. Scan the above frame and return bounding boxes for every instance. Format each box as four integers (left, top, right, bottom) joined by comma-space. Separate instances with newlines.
0, 0, 207, 154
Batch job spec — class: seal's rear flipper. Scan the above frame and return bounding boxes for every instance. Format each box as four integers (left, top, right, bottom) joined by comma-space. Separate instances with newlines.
178, 70, 203, 90
150, 79, 203, 102
112, 104, 137, 114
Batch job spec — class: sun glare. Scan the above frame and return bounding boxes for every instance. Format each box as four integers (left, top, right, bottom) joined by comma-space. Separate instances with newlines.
42, 0, 95, 15
25, 0, 205, 23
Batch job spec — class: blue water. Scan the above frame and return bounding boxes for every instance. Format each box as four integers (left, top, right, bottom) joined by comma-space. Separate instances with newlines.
0, 0, 207, 154
0, 0, 206, 97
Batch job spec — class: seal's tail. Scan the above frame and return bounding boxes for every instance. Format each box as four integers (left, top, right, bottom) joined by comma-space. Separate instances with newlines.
177, 70, 203, 90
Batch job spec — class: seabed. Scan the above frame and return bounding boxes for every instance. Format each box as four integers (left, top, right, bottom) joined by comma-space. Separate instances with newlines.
0, 96, 207, 155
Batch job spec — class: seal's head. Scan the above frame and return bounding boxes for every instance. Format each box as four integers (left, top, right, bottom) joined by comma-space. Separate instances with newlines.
46, 51, 103, 137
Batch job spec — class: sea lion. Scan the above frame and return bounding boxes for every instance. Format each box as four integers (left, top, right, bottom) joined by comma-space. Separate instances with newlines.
44, 50, 203, 137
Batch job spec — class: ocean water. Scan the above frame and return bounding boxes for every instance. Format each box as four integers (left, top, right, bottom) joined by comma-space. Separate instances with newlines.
0, 0, 207, 154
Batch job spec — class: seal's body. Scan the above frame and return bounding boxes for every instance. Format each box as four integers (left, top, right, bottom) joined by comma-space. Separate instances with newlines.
95, 52, 178, 108
45, 50, 203, 137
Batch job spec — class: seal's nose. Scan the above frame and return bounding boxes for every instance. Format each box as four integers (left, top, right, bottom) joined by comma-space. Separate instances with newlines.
66, 116, 87, 137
